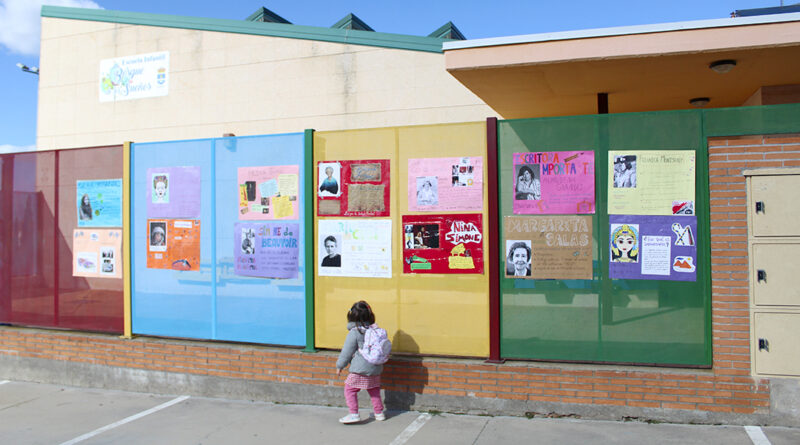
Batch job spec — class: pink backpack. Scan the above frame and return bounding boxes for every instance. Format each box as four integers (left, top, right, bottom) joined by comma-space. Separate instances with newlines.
358, 324, 392, 365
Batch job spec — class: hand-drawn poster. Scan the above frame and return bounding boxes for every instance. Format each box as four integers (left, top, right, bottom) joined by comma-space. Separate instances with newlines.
234, 222, 299, 278
237, 166, 299, 220
402, 214, 484, 274
513, 151, 595, 215
146, 166, 201, 218
504, 215, 593, 279
146, 219, 201, 271
317, 160, 390, 217
609, 215, 697, 281
608, 151, 695, 215
72, 229, 123, 278
76, 179, 123, 227
318, 219, 392, 278
407, 157, 483, 211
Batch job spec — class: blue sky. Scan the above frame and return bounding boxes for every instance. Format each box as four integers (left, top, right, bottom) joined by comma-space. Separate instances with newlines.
0, 0, 786, 151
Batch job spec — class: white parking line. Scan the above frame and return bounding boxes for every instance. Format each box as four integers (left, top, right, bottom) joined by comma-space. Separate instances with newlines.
388, 413, 432, 445
58, 395, 190, 445
745, 426, 772, 445
0, 380, 9, 385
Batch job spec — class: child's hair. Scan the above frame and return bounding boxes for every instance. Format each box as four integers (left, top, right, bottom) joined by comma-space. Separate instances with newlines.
347, 300, 375, 327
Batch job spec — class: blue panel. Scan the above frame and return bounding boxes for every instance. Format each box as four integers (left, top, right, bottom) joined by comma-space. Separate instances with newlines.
213, 134, 306, 346
131, 139, 214, 339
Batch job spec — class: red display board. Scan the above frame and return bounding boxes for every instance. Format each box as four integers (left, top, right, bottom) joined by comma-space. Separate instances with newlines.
402, 214, 484, 274
317, 159, 390, 217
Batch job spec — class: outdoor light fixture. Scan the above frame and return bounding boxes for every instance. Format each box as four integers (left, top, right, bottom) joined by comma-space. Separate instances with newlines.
690, 97, 710, 107
709, 59, 737, 74
16, 63, 39, 75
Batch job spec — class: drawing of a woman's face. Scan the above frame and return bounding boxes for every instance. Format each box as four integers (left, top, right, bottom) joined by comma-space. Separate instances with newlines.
325, 167, 333, 178
615, 234, 635, 255
155, 181, 166, 198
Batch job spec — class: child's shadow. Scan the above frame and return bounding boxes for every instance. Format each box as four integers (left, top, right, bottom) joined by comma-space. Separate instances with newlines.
383, 330, 428, 413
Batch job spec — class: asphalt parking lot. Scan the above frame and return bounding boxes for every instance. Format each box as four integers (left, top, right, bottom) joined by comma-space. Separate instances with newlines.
1, 380, 799, 445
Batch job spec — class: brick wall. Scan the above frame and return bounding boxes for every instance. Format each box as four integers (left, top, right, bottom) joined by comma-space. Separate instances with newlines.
4, 133, 799, 421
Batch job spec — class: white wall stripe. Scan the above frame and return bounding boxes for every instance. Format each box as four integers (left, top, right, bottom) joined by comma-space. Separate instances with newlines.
388, 413, 432, 445
58, 395, 190, 445
745, 425, 772, 445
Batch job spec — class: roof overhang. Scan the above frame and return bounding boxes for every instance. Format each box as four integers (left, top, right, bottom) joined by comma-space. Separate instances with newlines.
443, 13, 800, 118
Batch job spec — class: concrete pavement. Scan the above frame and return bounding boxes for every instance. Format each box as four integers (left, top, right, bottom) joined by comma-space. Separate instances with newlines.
1, 380, 799, 445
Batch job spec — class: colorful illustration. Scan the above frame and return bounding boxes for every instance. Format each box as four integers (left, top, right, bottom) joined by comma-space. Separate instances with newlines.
146, 219, 201, 271
608, 150, 695, 215
504, 215, 593, 279
234, 222, 299, 279
146, 167, 201, 218
99, 51, 169, 102
73, 229, 122, 278
402, 214, 484, 274
238, 165, 299, 220
610, 224, 640, 263
318, 219, 392, 278
407, 157, 483, 212
512, 151, 595, 215
76, 179, 123, 227
609, 215, 697, 281
317, 160, 390, 217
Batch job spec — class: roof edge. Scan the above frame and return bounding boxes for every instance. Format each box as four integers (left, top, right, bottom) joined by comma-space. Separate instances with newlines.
41, 5, 444, 53
443, 12, 800, 50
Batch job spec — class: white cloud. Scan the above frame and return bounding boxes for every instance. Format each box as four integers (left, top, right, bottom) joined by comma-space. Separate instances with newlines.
0, 144, 36, 154
0, 0, 102, 56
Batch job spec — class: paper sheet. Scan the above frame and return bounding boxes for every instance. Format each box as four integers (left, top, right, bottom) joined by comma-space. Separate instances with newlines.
146, 219, 201, 271
503, 215, 593, 279
318, 219, 392, 278
608, 151, 695, 215
512, 151, 595, 215
407, 157, 483, 212
317, 160, 390, 217
237, 165, 299, 220
402, 214, 484, 274
234, 222, 299, 278
609, 215, 697, 281
72, 229, 123, 278
147, 166, 201, 218
76, 179, 123, 227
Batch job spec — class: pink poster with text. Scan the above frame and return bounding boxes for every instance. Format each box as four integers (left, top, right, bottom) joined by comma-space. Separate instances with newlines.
512, 151, 595, 215
407, 156, 483, 212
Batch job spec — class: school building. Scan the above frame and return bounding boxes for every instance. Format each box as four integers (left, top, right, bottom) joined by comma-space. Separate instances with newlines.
1, 5, 800, 426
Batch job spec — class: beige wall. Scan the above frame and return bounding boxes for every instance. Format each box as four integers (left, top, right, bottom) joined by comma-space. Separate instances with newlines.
37, 18, 498, 149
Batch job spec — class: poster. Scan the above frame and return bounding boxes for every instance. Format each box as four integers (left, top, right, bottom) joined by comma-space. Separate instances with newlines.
512, 151, 595, 215
146, 166, 201, 218
407, 157, 483, 211
609, 215, 697, 281
100, 51, 169, 102
318, 219, 392, 278
146, 219, 201, 271
317, 160, 390, 217
237, 166, 299, 220
72, 229, 123, 278
504, 215, 593, 279
608, 151, 695, 215
234, 222, 299, 278
402, 214, 484, 274
76, 179, 123, 227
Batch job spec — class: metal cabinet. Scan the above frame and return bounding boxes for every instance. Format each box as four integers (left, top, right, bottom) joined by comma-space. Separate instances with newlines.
746, 169, 800, 378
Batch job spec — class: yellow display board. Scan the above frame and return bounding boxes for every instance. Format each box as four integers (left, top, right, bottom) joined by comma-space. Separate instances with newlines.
314, 123, 489, 357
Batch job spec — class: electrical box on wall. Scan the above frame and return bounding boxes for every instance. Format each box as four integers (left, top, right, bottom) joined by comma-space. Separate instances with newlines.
746, 169, 800, 378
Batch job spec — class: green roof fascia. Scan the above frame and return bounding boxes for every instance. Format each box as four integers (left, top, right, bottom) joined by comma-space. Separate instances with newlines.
41, 6, 444, 53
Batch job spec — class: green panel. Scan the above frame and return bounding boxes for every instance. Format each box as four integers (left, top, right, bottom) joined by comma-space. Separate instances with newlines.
704, 103, 800, 137
498, 111, 710, 366
41, 6, 445, 53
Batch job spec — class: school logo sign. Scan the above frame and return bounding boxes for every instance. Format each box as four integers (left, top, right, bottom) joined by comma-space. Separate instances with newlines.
99, 51, 169, 102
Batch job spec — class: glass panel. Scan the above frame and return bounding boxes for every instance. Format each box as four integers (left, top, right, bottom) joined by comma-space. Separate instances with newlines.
213, 134, 307, 345
57, 146, 124, 332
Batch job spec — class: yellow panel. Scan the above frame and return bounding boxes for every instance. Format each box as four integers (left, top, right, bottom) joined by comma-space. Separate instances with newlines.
314, 122, 489, 357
